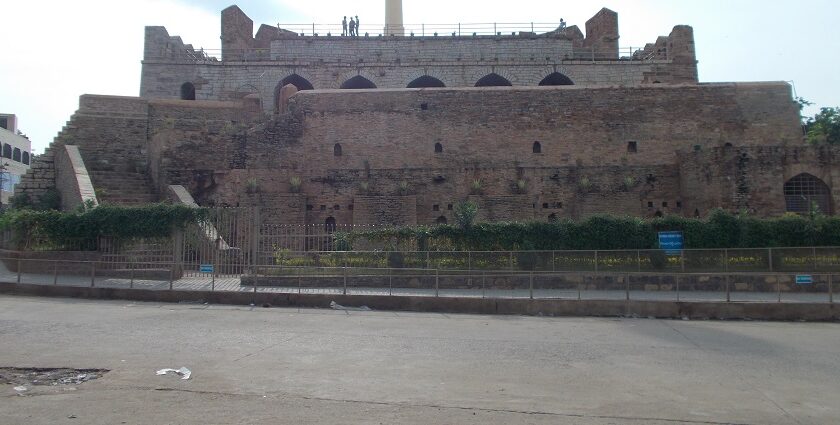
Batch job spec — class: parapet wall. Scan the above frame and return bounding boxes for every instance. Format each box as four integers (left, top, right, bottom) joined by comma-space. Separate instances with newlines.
140, 5, 698, 108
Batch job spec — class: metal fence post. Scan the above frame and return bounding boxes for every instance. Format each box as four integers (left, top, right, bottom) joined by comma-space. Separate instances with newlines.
529, 272, 534, 300
435, 268, 440, 297
830, 274, 834, 304
53, 262, 58, 286
389, 268, 393, 296
343, 266, 348, 296
594, 251, 599, 273
482, 271, 486, 299
169, 265, 174, 291
211, 261, 215, 292
16, 258, 21, 284
676, 275, 681, 302
625, 274, 630, 301
129, 261, 134, 289
725, 274, 731, 302
778, 276, 783, 303
91, 262, 96, 288
768, 248, 773, 272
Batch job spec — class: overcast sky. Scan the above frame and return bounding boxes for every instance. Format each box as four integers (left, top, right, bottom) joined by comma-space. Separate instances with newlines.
1, 0, 837, 153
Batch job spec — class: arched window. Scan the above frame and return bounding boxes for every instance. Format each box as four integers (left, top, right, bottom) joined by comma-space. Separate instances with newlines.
784, 173, 832, 214
533, 141, 542, 154
2, 144, 11, 159
340, 76, 377, 89
475, 73, 512, 87
538, 72, 574, 86
325, 217, 337, 234
180, 82, 196, 100
436, 216, 448, 225
434, 143, 443, 153
407, 75, 446, 88
281, 74, 314, 91
12, 148, 20, 162
22, 152, 30, 165
334, 143, 343, 156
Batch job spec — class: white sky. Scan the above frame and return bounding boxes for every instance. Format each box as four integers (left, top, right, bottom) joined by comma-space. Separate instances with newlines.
1, 0, 837, 154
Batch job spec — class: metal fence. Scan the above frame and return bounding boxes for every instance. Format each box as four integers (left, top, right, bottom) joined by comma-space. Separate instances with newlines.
0, 257, 834, 304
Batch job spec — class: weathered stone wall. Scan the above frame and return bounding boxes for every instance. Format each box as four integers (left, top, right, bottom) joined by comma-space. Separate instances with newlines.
679, 146, 840, 217
20, 80, 810, 225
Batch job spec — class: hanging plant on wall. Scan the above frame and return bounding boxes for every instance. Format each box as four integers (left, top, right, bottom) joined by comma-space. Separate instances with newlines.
470, 179, 483, 195
514, 179, 528, 194
245, 178, 260, 194
398, 180, 410, 196
289, 176, 302, 193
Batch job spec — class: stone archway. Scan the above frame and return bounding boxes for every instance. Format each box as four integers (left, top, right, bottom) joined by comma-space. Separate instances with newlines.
407, 75, 446, 88
341, 76, 377, 89
180, 82, 196, 100
784, 173, 832, 214
539, 72, 574, 86
475, 73, 512, 87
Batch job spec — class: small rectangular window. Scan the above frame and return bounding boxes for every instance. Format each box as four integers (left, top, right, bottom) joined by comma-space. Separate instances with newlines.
447, 204, 454, 211
648, 202, 654, 208
676, 201, 683, 208
662, 202, 669, 208
306, 205, 314, 211
627, 141, 638, 153
320, 205, 327, 211
433, 205, 440, 212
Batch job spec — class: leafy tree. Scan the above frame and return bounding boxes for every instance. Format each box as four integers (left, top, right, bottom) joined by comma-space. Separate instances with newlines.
805, 107, 840, 145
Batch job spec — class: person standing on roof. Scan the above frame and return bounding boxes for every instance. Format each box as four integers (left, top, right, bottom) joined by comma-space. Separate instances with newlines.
342, 16, 348, 36
349, 17, 356, 37
355, 15, 360, 36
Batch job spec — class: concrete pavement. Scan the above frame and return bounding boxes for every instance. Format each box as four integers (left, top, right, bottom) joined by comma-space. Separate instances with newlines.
1, 295, 839, 424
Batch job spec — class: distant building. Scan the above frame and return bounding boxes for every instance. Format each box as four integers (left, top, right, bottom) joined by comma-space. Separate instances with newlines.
0, 114, 32, 206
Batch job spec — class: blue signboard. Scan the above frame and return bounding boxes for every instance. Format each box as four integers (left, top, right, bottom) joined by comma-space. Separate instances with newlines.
658, 231, 684, 255
200, 264, 214, 274
796, 275, 813, 285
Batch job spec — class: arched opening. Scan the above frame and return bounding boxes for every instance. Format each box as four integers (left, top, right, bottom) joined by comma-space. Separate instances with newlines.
334, 143, 343, 157
407, 75, 446, 88
533, 141, 542, 154
281, 74, 314, 91
475, 73, 512, 87
12, 148, 20, 162
180, 82, 196, 100
341, 75, 377, 89
538, 72, 574, 86
22, 152, 29, 165
784, 173, 832, 214
436, 216, 448, 225
654, 211, 664, 218
325, 217, 337, 234
434, 143, 443, 153
2, 144, 11, 159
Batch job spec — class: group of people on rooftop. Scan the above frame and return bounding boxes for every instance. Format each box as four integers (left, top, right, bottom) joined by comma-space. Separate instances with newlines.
342, 16, 362, 37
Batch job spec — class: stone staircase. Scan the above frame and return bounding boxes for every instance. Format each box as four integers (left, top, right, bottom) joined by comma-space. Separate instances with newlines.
89, 170, 158, 206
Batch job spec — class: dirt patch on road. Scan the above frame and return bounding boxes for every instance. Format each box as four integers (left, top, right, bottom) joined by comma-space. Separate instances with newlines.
1, 367, 108, 387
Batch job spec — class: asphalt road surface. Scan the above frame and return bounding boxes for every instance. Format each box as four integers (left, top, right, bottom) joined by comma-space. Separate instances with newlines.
1, 295, 838, 424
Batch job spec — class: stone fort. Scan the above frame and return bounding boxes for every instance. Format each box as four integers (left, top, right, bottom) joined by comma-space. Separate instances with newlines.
15, 4, 838, 227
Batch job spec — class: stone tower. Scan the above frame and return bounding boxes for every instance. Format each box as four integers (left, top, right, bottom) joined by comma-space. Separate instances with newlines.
385, 0, 405, 36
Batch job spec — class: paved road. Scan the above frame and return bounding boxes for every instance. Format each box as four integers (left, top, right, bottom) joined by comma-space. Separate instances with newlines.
2, 266, 834, 303
1, 295, 838, 424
